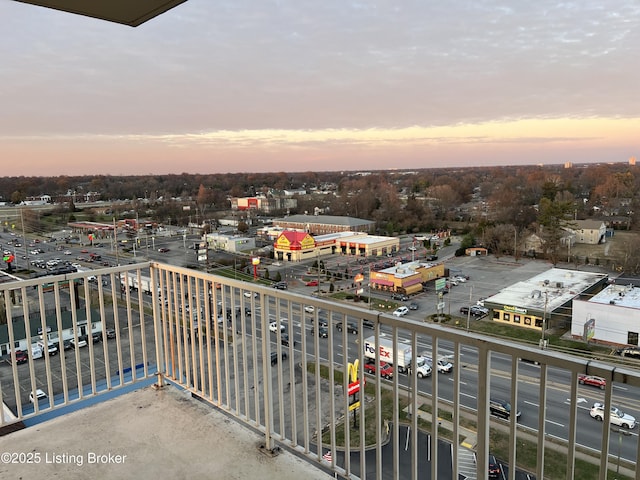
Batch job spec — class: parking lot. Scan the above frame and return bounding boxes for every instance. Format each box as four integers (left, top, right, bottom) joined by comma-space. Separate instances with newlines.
0, 305, 156, 415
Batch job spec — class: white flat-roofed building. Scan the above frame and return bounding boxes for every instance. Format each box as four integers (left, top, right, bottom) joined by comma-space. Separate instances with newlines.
483, 268, 608, 333
205, 233, 255, 253
571, 283, 640, 346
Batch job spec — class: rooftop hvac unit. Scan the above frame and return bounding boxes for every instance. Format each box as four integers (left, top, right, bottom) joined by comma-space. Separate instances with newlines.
531, 290, 541, 299
544, 279, 550, 286
610, 300, 616, 304
556, 282, 564, 288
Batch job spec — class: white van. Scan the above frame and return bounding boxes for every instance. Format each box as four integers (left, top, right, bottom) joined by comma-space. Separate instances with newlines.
31, 344, 43, 360
37, 340, 58, 356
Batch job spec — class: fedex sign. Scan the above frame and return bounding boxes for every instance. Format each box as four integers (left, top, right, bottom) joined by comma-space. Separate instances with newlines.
364, 342, 391, 360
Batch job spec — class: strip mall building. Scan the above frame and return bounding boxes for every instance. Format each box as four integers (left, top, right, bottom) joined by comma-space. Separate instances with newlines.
273, 231, 399, 262
483, 268, 608, 336
369, 261, 445, 295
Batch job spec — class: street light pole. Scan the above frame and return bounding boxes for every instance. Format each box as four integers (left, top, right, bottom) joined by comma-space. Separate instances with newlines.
466, 285, 473, 331
612, 426, 631, 477
317, 248, 321, 296
368, 264, 372, 309
540, 291, 548, 349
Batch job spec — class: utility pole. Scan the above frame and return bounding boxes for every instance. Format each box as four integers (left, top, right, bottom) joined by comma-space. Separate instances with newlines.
113, 218, 120, 266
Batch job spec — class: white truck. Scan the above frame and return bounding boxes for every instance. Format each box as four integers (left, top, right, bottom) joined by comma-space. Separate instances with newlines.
363, 336, 431, 377
120, 272, 158, 295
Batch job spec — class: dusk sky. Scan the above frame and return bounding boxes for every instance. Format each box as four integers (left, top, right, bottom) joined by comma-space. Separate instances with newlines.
2, 1, 639, 176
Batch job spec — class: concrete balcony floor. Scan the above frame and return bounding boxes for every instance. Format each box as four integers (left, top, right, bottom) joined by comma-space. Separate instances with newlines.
0, 384, 332, 480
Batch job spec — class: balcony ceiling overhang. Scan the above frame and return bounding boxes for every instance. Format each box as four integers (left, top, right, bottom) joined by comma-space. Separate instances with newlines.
13, 0, 188, 27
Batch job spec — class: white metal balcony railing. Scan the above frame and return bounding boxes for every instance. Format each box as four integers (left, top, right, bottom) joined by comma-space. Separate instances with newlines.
1, 263, 640, 480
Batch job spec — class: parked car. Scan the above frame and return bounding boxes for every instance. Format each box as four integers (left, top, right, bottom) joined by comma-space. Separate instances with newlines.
12, 350, 28, 365
310, 325, 328, 338
460, 305, 489, 317
158, 247, 170, 253
304, 305, 315, 313
391, 293, 409, 301
364, 361, 394, 380
29, 389, 48, 404
105, 328, 117, 339
243, 291, 258, 298
393, 306, 409, 317
489, 399, 521, 420
270, 351, 288, 366
273, 282, 288, 290
336, 321, 358, 334
91, 332, 102, 343
578, 374, 606, 390
426, 255, 438, 261
488, 455, 501, 479
70, 337, 88, 348
362, 319, 375, 329
453, 275, 467, 283
615, 347, 640, 360
589, 402, 636, 429
471, 306, 489, 316
408, 302, 419, 310
305, 280, 319, 287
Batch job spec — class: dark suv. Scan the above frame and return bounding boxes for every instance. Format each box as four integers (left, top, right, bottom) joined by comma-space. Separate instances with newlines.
490, 399, 521, 420
336, 321, 358, 334
310, 325, 329, 338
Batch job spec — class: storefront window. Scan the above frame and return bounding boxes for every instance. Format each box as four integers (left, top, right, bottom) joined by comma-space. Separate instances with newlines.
503, 313, 510, 322
524, 317, 531, 326
513, 315, 521, 324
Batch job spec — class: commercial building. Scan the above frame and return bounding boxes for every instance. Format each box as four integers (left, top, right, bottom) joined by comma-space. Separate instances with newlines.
483, 268, 608, 336
273, 231, 400, 263
370, 260, 445, 295
273, 231, 317, 262
204, 233, 256, 253
0, 309, 102, 356
273, 214, 375, 235
230, 196, 297, 214
571, 283, 640, 347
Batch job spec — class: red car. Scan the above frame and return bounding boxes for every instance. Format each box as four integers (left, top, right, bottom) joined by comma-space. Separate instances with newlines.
578, 374, 606, 390
11, 350, 28, 365
306, 280, 318, 287
364, 362, 394, 380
